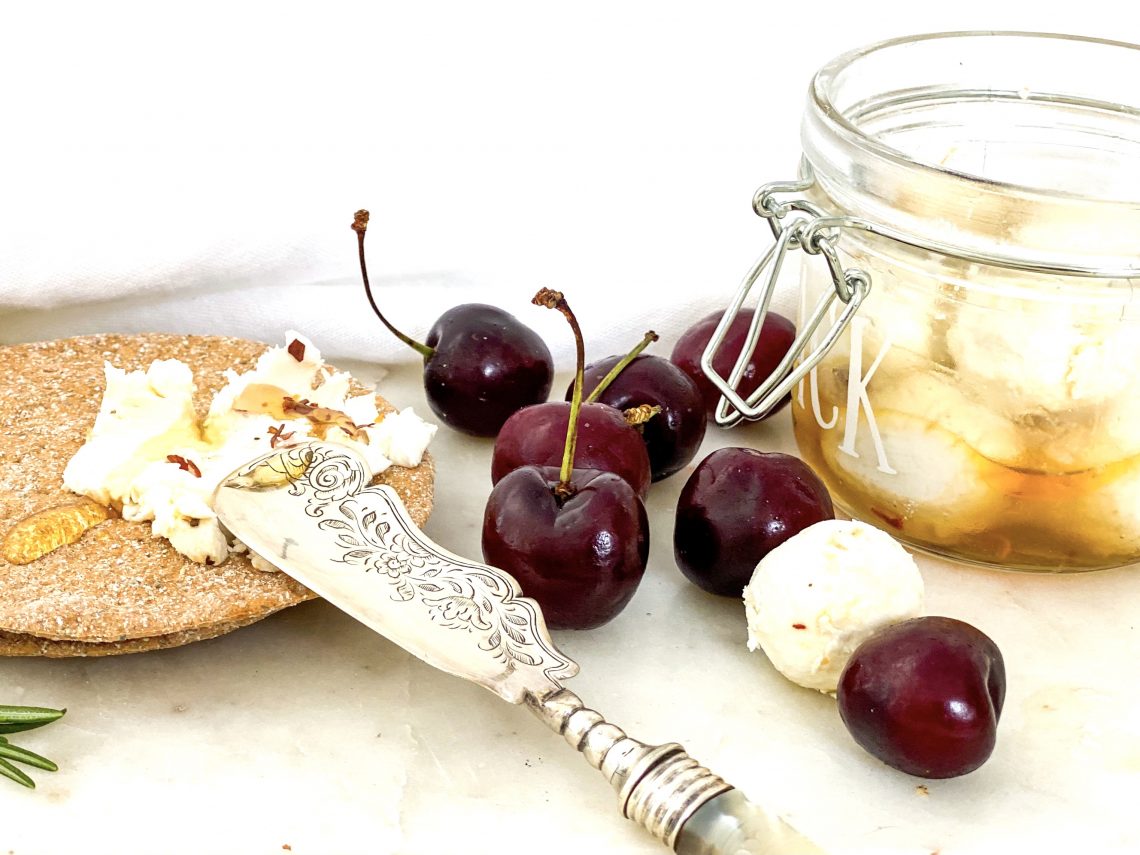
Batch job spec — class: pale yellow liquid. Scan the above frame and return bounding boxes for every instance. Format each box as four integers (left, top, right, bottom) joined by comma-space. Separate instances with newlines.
792, 389, 1140, 572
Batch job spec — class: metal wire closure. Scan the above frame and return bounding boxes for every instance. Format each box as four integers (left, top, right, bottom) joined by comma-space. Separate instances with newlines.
706, 152, 1140, 428
702, 169, 871, 427
705, 155, 1140, 428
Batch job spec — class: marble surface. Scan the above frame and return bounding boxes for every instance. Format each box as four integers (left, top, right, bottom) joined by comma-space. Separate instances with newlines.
3, 363, 1140, 855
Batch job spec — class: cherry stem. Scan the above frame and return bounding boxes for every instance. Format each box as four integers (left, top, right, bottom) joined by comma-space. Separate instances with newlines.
623, 404, 661, 427
353, 210, 434, 361
584, 330, 658, 403
533, 288, 583, 499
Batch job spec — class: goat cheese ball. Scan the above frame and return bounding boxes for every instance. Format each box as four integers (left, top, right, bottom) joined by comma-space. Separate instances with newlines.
945, 297, 1140, 415
743, 519, 924, 694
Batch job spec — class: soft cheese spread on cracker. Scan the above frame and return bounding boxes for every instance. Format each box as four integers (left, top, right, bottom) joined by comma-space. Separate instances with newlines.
64, 332, 435, 568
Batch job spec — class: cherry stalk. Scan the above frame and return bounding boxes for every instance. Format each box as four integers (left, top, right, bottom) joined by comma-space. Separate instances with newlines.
584, 331, 659, 404
353, 211, 433, 359
571, 345, 707, 481
532, 288, 582, 499
354, 210, 553, 437
491, 330, 656, 498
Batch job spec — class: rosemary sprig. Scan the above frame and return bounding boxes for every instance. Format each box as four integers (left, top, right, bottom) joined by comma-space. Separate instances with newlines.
0, 705, 65, 788
0, 705, 65, 734
0, 737, 58, 770
0, 755, 35, 788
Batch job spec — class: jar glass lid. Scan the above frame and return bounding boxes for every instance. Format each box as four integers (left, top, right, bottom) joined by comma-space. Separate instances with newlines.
802, 32, 1140, 275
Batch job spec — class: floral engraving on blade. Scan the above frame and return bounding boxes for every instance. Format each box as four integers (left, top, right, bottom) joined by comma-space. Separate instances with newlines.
295, 447, 368, 516
317, 494, 571, 677
297, 445, 575, 682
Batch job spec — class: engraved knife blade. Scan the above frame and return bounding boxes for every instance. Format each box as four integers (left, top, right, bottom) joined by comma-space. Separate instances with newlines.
213, 441, 577, 703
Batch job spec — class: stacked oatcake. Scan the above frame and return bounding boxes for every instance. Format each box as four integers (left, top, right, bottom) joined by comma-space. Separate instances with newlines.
0, 334, 433, 656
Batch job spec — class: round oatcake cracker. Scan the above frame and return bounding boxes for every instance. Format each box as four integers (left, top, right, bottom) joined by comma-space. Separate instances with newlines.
0, 334, 434, 657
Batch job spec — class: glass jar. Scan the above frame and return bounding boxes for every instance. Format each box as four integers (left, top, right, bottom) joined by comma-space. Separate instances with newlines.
723, 33, 1140, 571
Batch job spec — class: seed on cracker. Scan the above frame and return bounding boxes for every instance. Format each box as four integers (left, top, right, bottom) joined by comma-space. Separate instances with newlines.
2, 499, 116, 565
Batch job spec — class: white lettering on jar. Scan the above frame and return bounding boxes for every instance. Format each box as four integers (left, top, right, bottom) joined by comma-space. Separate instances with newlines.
797, 315, 896, 474
806, 364, 839, 429
839, 318, 896, 474
796, 275, 838, 427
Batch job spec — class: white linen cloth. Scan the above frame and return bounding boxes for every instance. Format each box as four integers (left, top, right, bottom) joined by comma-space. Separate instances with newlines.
0, 1, 1114, 365
0, 268, 801, 368
0, 1, 813, 365
0, 121, 801, 366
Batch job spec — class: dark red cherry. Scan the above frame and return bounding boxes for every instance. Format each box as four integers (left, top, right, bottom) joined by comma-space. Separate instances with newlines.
354, 211, 552, 437
838, 617, 1006, 779
482, 466, 648, 629
568, 355, 705, 481
492, 402, 651, 498
483, 289, 649, 630
422, 304, 553, 436
671, 309, 796, 420
673, 448, 833, 596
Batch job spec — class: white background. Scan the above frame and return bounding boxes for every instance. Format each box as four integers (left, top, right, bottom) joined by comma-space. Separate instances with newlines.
3, 1, 1139, 360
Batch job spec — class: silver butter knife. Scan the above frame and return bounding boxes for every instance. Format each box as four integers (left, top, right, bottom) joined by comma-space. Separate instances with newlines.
214, 441, 823, 855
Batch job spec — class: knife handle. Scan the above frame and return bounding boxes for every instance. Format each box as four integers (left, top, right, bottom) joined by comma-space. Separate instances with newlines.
526, 689, 822, 853
674, 789, 825, 854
